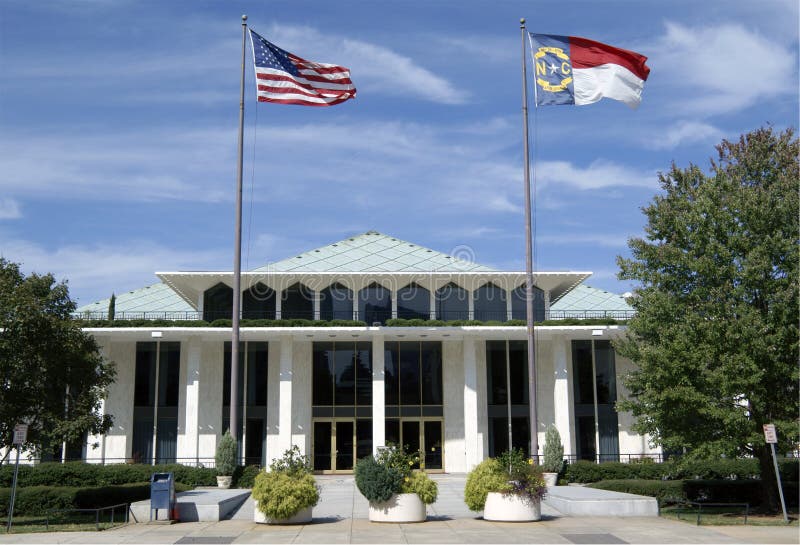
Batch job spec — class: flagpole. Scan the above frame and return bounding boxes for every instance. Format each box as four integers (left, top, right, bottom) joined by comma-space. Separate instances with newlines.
230, 14, 248, 445
520, 18, 539, 461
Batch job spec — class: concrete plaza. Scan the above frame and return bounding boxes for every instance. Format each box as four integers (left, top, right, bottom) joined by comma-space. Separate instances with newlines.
0, 475, 795, 544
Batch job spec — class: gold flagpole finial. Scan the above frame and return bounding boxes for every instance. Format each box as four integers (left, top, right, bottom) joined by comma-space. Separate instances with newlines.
242, 14, 248, 24
520, 18, 526, 28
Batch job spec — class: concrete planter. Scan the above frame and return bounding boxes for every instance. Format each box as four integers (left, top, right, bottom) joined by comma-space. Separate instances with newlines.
216, 476, 232, 489
368, 493, 427, 523
253, 501, 313, 524
483, 492, 541, 522
543, 472, 558, 488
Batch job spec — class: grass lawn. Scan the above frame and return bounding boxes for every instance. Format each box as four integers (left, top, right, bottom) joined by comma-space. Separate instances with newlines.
5, 514, 127, 534
661, 504, 799, 526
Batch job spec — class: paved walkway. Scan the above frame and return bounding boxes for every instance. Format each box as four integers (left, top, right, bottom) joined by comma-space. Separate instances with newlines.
1, 475, 796, 544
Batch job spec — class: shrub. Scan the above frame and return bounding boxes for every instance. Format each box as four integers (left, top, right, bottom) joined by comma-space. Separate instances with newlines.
269, 445, 311, 475
0, 462, 216, 488
215, 431, 238, 476
464, 458, 512, 511
232, 465, 260, 489
354, 456, 403, 504
401, 471, 438, 504
542, 426, 564, 474
588, 479, 686, 506
252, 471, 319, 520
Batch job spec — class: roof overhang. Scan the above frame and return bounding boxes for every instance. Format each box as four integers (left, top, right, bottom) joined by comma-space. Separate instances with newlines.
156, 271, 591, 310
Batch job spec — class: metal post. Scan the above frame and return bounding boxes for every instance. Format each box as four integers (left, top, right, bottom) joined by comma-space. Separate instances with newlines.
770, 443, 788, 523
5, 447, 20, 533
230, 14, 248, 442
520, 17, 539, 460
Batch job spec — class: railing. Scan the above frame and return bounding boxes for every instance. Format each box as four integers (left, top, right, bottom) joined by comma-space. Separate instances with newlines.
562, 452, 666, 464
46, 503, 130, 531
73, 309, 635, 323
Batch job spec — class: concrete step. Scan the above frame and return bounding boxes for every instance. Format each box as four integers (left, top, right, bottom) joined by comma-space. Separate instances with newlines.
130, 488, 251, 522
544, 485, 659, 517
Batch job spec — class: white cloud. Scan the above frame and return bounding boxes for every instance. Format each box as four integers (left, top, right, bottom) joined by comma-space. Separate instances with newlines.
649, 21, 797, 115
267, 24, 468, 105
645, 121, 726, 150
538, 233, 630, 248
537, 159, 656, 190
0, 198, 21, 220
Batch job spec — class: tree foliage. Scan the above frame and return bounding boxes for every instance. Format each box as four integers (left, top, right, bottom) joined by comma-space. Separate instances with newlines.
0, 259, 115, 460
616, 126, 798, 509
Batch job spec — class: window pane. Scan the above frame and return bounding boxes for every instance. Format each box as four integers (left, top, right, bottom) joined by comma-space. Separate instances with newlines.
312, 343, 334, 405
355, 342, 372, 406
485, 341, 507, 405
320, 283, 353, 320
384, 342, 399, 405
203, 282, 232, 322
399, 342, 421, 405
397, 283, 430, 319
473, 283, 507, 322
134, 342, 156, 407
158, 342, 180, 407
385, 419, 400, 446
509, 340, 528, 404
243, 283, 275, 320
313, 421, 331, 471
572, 340, 595, 405
359, 283, 391, 325
421, 342, 442, 405
594, 340, 616, 404
510, 285, 545, 322
435, 283, 469, 321
356, 419, 372, 460
282, 283, 313, 320
155, 417, 177, 463
248, 342, 268, 406
334, 344, 355, 406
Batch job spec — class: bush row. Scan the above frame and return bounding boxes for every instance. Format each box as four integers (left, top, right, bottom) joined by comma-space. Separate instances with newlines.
76, 318, 367, 328
588, 479, 799, 507
0, 462, 218, 488
384, 318, 625, 327
0, 482, 190, 516
564, 458, 799, 483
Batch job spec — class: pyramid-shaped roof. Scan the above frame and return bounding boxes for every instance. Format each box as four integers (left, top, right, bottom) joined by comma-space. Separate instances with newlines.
252, 231, 495, 273
550, 284, 632, 313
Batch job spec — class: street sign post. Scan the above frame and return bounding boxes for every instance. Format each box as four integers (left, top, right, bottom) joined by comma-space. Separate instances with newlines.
763, 424, 788, 523
6, 424, 27, 533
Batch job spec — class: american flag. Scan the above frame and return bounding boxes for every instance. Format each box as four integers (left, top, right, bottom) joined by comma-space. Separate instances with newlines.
249, 29, 356, 107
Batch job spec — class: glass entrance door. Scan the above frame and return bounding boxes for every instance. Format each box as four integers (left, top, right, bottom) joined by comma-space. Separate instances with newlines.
335, 421, 354, 470
313, 419, 372, 473
386, 419, 444, 471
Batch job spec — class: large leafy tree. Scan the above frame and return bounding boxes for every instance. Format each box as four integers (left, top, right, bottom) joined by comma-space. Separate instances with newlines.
616, 127, 798, 509
0, 259, 115, 461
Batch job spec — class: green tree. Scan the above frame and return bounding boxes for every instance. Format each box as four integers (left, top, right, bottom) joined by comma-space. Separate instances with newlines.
0, 259, 115, 461
616, 126, 798, 510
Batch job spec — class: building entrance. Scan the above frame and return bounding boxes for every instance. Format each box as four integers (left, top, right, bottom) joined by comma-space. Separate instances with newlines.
312, 419, 372, 472
385, 418, 443, 470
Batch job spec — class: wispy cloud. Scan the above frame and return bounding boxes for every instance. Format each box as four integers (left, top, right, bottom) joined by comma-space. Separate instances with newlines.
648, 21, 797, 116
537, 159, 656, 190
644, 121, 726, 150
538, 233, 630, 248
0, 198, 22, 220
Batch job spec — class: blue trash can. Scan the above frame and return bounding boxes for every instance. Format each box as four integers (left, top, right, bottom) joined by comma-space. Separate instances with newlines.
150, 472, 176, 521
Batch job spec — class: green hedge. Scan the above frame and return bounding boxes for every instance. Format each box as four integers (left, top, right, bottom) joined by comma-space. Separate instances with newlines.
232, 465, 261, 489
76, 318, 366, 328
564, 458, 798, 484
384, 318, 625, 327
0, 462, 217, 488
0, 482, 190, 516
588, 479, 799, 507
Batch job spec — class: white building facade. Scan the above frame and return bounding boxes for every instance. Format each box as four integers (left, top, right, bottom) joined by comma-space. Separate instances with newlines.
77, 232, 660, 471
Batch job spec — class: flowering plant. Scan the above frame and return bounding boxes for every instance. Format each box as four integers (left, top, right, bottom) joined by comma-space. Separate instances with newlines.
464, 448, 546, 512
354, 443, 438, 504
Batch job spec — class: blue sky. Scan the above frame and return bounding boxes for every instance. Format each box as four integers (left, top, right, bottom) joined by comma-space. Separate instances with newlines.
1, 0, 797, 306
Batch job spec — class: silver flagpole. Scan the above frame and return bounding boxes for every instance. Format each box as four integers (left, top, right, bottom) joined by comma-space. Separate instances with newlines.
230, 14, 248, 444
520, 18, 539, 461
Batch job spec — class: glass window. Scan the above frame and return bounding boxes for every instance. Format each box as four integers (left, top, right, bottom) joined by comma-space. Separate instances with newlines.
158, 342, 180, 407
312, 342, 334, 405
334, 344, 355, 405
399, 343, 421, 405
243, 283, 275, 319
473, 283, 507, 321
397, 283, 430, 319
281, 283, 313, 319
223, 342, 245, 407
510, 284, 545, 322
508, 340, 528, 404
486, 341, 507, 405
203, 282, 232, 322
594, 340, 617, 404
435, 283, 468, 321
384, 342, 399, 405
320, 283, 353, 320
248, 342, 268, 406
359, 283, 391, 325
572, 340, 595, 405
355, 342, 372, 406
420, 342, 442, 405
134, 342, 156, 407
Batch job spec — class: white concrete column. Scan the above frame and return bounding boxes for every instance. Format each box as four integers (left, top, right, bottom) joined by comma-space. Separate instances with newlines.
292, 340, 312, 455
178, 336, 201, 464
429, 288, 436, 320
505, 288, 513, 321
266, 340, 282, 465
278, 335, 293, 455
102, 341, 136, 462
463, 337, 480, 469
313, 290, 321, 320
372, 335, 385, 454
275, 293, 282, 320
198, 341, 223, 463
443, 341, 465, 472
468, 292, 475, 320
553, 337, 574, 456
391, 290, 398, 320
544, 290, 551, 319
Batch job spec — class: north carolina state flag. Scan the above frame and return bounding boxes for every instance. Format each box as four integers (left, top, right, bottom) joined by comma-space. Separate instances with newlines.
529, 34, 650, 109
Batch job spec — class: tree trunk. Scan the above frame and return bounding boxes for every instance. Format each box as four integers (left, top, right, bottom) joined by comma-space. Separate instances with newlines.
756, 445, 780, 513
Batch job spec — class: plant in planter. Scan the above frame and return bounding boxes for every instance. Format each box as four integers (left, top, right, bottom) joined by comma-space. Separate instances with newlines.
252, 445, 319, 524
214, 431, 237, 489
354, 444, 438, 522
542, 425, 564, 487
464, 448, 546, 522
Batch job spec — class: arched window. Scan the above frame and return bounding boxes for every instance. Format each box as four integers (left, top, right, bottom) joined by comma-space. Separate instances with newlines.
510, 284, 545, 322
396, 283, 430, 319
358, 282, 391, 325
435, 282, 469, 321
203, 282, 232, 322
242, 282, 275, 320
319, 283, 353, 320
473, 283, 507, 322
281, 283, 314, 320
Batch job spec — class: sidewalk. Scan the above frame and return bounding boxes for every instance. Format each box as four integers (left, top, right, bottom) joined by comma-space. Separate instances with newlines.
0, 475, 795, 544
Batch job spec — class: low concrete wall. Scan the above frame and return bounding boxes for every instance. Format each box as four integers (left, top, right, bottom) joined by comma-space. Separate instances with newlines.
544, 486, 659, 517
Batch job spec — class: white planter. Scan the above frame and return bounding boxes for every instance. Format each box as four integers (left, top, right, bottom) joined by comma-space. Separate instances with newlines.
368, 493, 427, 523
253, 500, 312, 524
543, 472, 558, 488
216, 475, 232, 489
483, 492, 541, 522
